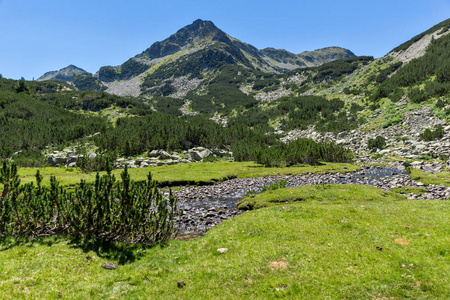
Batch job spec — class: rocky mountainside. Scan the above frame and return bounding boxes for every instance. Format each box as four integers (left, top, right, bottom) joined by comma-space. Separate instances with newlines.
33, 18, 450, 165
259, 46, 354, 70
37, 65, 88, 82
4, 18, 450, 170
37, 19, 354, 97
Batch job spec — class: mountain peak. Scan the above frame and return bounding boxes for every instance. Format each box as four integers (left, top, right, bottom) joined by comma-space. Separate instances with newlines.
37, 65, 87, 82
138, 19, 230, 60
190, 19, 217, 29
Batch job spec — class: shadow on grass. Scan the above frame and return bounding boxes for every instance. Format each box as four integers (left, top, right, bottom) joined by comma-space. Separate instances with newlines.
67, 237, 155, 264
0, 235, 66, 251
0, 236, 157, 265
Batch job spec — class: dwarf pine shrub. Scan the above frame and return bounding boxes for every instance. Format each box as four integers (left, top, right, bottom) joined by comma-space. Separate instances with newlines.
368, 136, 386, 150
0, 162, 178, 244
254, 138, 353, 167
420, 126, 444, 141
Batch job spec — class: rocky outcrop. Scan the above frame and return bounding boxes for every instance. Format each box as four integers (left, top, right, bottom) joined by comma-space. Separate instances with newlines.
281, 106, 450, 159
46, 145, 232, 168
113, 147, 232, 169
47, 147, 83, 167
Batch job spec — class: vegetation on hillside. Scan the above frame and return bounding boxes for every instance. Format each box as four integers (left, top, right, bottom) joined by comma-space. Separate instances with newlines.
0, 75, 354, 168
371, 33, 450, 104
0, 79, 108, 164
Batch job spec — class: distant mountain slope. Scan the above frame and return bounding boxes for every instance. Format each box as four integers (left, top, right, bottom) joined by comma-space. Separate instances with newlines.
387, 19, 450, 64
297, 47, 356, 67
37, 65, 88, 81
37, 19, 355, 97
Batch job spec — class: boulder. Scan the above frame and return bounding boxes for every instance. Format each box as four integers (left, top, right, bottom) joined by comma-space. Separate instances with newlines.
159, 151, 171, 160
53, 157, 67, 164
88, 152, 97, 160
170, 154, 181, 160
212, 149, 228, 156
189, 148, 213, 161
411, 161, 423, 167
67, 156, 78, 165
149, 150, 160, 157
135, 157, 144, 165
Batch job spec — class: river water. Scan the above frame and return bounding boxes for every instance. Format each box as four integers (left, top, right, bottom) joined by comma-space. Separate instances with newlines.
172, 165, 449, 239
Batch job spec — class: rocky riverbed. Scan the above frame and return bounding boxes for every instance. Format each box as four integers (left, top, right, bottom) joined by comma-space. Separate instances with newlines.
172, 163, 450, 239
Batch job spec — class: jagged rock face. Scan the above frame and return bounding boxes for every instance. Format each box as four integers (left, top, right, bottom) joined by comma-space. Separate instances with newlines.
138, 19, 232, 60
37, 65, 88, 81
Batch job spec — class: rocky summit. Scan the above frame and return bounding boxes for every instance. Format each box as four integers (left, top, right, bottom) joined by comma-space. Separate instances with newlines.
37, 64, 88, 82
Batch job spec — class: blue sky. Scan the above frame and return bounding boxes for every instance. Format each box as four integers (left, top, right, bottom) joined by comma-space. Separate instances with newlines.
0, 0, 449, 80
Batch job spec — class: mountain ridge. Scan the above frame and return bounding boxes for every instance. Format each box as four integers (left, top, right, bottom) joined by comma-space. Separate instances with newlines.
37, 19, 355, 96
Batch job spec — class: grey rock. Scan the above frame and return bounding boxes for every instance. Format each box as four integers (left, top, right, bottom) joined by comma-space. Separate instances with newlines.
170, 154, 182, 160
212, 149, 228, 156
159, 151, 171, 160
189, 148, 213, 161
411, 161, 423, 167
67, 156, 78, 164
53, 157, 67, 164
149, 150, 160, 157
101, 263, 118, 270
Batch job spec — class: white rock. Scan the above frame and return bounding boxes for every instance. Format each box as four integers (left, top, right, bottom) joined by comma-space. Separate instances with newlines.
217, 248, 228, 254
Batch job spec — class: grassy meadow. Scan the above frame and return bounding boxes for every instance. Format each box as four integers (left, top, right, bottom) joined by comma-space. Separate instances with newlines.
1, 182, 449, 299
13, 161, 360, 187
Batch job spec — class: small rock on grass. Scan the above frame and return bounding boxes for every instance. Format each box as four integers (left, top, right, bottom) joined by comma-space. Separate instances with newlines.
217, 248, 228, 254
177, 281, 186, 288
102, 263, 118, 270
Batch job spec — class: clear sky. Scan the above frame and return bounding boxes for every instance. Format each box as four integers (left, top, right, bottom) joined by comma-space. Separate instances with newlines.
0, 0, 449, 80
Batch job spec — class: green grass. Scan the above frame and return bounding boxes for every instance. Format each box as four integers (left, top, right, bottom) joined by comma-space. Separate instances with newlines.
409, 168, 450, 187
14, 161, 360, 187
238, 183, 405, 210
391, 186, 428, 195
1, 184, 448, 299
